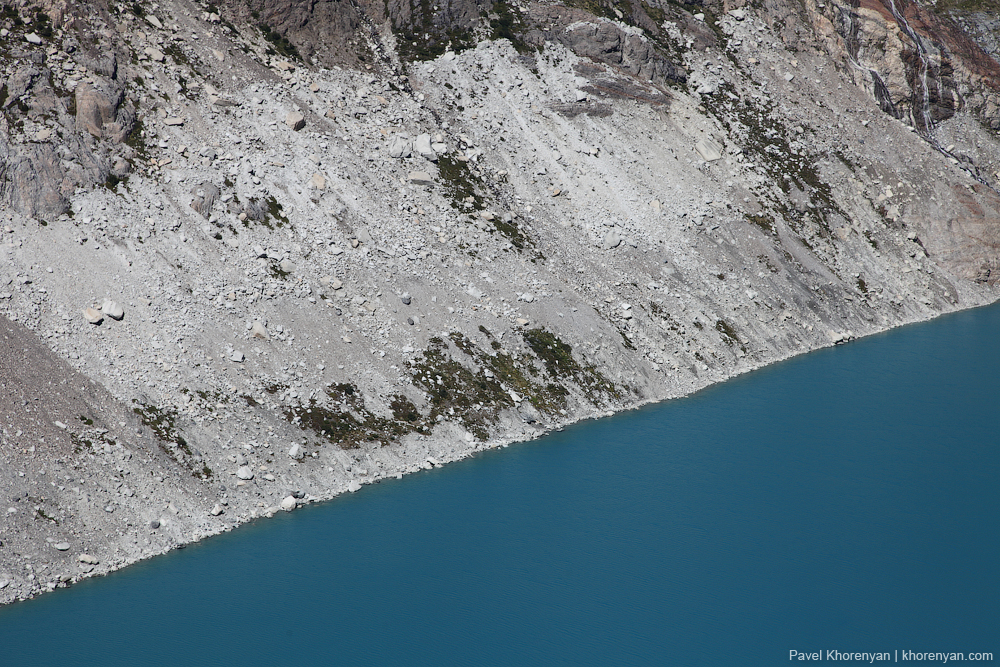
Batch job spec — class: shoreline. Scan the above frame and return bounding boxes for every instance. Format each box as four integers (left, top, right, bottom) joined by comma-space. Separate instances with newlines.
4, 295, 995, 608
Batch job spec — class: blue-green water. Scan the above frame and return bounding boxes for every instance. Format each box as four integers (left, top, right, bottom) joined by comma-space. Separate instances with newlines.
2, 304, 998, 665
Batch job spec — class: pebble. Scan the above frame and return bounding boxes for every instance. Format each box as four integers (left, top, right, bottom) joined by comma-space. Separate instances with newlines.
25, 32, 42, 44
280, 496, 297, 511
150, 520, 160, 529
251, 320, 269, 339
288, 443, 304, 460
695, 138, 723, 162
83, 307, 103, 324
285, 111, 306, 131
209, 504, 224, 516
279, 259, 296, 273
101, 299, 125, 320
408, 171, 434, 186
602, 232, 622, 250
236, 466, 254, 480
53, 542, 70, 551
414, 133, 437, 161
78, 554, 99, 564
230, 350, 245, 362
388, 135, 412, 158
401, 293, 411, 305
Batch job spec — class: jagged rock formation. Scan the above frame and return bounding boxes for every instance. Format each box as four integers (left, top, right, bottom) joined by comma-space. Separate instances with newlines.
745, 0, 1000, 135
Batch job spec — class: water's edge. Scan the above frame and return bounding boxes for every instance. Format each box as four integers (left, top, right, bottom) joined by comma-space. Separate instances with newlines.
4, 296, 998, 607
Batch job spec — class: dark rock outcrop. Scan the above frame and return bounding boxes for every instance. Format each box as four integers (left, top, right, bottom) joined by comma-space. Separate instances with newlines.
556, 19, 687, 86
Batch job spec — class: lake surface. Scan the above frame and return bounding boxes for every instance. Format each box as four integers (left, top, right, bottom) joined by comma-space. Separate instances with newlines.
2, 304, 998, 665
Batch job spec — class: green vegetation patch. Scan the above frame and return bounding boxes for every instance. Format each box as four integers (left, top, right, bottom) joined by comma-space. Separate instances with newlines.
285, 383, 416, 448
519, 328, 618, 404
745, 212, 775, 235
33, 10, 52, 38
395, 0, 475, 63
488, 1, 534, 54
259, 23, 300, 61
124, 114, 149, 161
132, 400, 211, 478
411, 336, 512, 439
288, 329, 622, 445
436, 155, 532, 252
409, 330, 619, 439
242, 195, 289, 230
715, 318, 746, 353
36, 508, 59, 525
702, 84, 846, 246
437, 154, 487, 211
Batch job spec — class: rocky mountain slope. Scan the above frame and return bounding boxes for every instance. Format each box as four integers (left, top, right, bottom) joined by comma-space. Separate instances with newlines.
1, 0, 999, 604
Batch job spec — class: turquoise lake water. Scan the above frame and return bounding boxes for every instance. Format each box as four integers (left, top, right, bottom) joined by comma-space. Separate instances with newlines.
1, 304, 998, 665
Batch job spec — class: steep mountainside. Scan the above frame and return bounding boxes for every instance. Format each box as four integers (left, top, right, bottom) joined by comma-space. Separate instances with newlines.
0, 0, 998, 603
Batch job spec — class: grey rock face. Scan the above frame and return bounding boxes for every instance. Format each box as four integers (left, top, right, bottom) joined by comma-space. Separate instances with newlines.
2, 66, 41, 109
1, 142, 71, 219
556, 20, 687, 87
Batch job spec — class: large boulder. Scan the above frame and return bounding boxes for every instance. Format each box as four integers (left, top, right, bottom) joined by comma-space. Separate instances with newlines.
413, 133, 437, 161
75, 84, 117, 139
0, 142, 71, 219
388, 135, 412, 158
